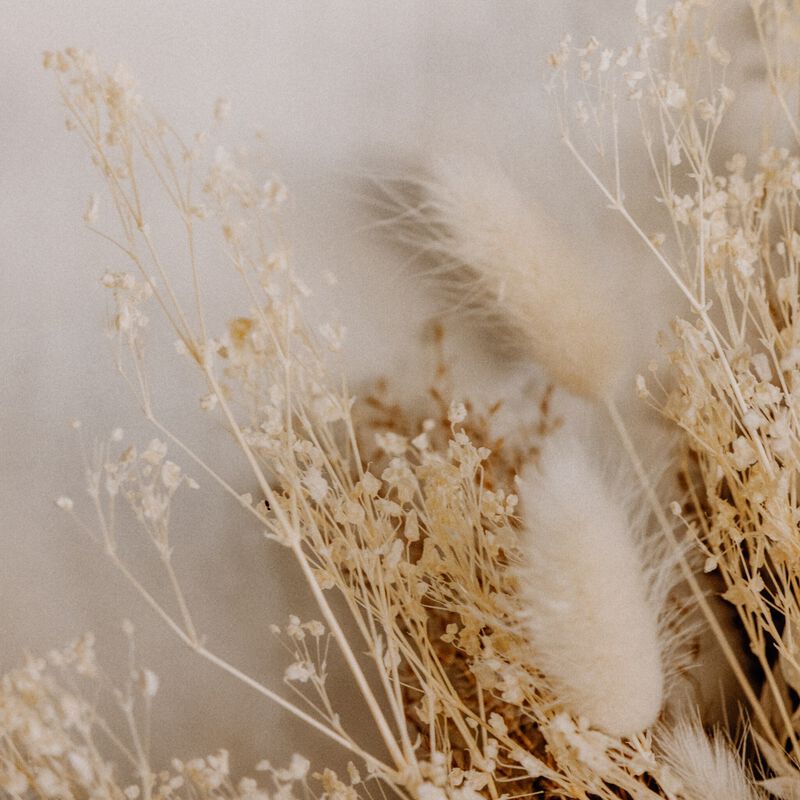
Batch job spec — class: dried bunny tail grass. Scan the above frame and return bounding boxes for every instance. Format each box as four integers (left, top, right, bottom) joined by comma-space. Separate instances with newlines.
381, 155, 625, 399
657, 717, 765, 800
516, 433, 674, 737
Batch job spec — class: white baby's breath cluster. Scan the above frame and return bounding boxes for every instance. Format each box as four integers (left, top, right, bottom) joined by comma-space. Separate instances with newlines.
0, 630, 310, 800
16, 5, 800, 798
547, 0, 800, 795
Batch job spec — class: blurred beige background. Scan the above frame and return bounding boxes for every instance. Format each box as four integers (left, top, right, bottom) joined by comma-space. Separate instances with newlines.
0, 0, 729, 779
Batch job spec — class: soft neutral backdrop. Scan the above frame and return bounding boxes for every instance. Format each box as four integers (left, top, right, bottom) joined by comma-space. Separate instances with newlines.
1, 0, 699, 777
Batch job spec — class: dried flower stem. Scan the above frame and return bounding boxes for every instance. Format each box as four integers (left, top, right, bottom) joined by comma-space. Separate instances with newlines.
98, 510, 389, 771
200, 365, 411, 775
752, 1, 800, 146
604, 395, 780, 751
565, 130, 778, 463
69, 423, 393, 774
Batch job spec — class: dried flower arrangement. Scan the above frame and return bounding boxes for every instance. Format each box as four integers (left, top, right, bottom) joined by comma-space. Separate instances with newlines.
5, 1, 800, 799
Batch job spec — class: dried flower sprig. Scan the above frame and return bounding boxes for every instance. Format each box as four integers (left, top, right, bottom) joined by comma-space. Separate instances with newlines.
30, 2, 800, 794
550, 0, 800, 789
35, 44, 739, 800
44, 46, 409, 784
0, 631, 317, 800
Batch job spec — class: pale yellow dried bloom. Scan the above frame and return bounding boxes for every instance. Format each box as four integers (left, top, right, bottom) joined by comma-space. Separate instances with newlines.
43, 36, 779, 800
554, 0, 800, 783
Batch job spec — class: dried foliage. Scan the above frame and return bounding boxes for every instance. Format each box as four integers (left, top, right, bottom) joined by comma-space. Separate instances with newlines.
552, 0, 800, 795
7, 3, 800, 799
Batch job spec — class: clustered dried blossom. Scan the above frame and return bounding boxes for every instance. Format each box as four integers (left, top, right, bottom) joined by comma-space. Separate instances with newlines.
0, 631, 314, 800
552, 0, 800, 796
9, 2, 800, 798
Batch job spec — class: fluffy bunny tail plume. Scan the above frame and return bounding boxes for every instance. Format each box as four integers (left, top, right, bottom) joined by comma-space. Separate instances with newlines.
517, 435, 664, 737
658, 717, 764, 800
395, 156, 625, 399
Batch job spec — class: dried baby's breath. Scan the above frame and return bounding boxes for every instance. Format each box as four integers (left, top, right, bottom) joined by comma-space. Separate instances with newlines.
24, 6, 800, 798
552, 0, 800, 790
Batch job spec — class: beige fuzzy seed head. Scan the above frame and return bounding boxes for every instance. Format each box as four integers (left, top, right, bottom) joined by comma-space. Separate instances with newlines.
517, 435, 664, 737
658, 717, 765, 800
413, 156, 626, 399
